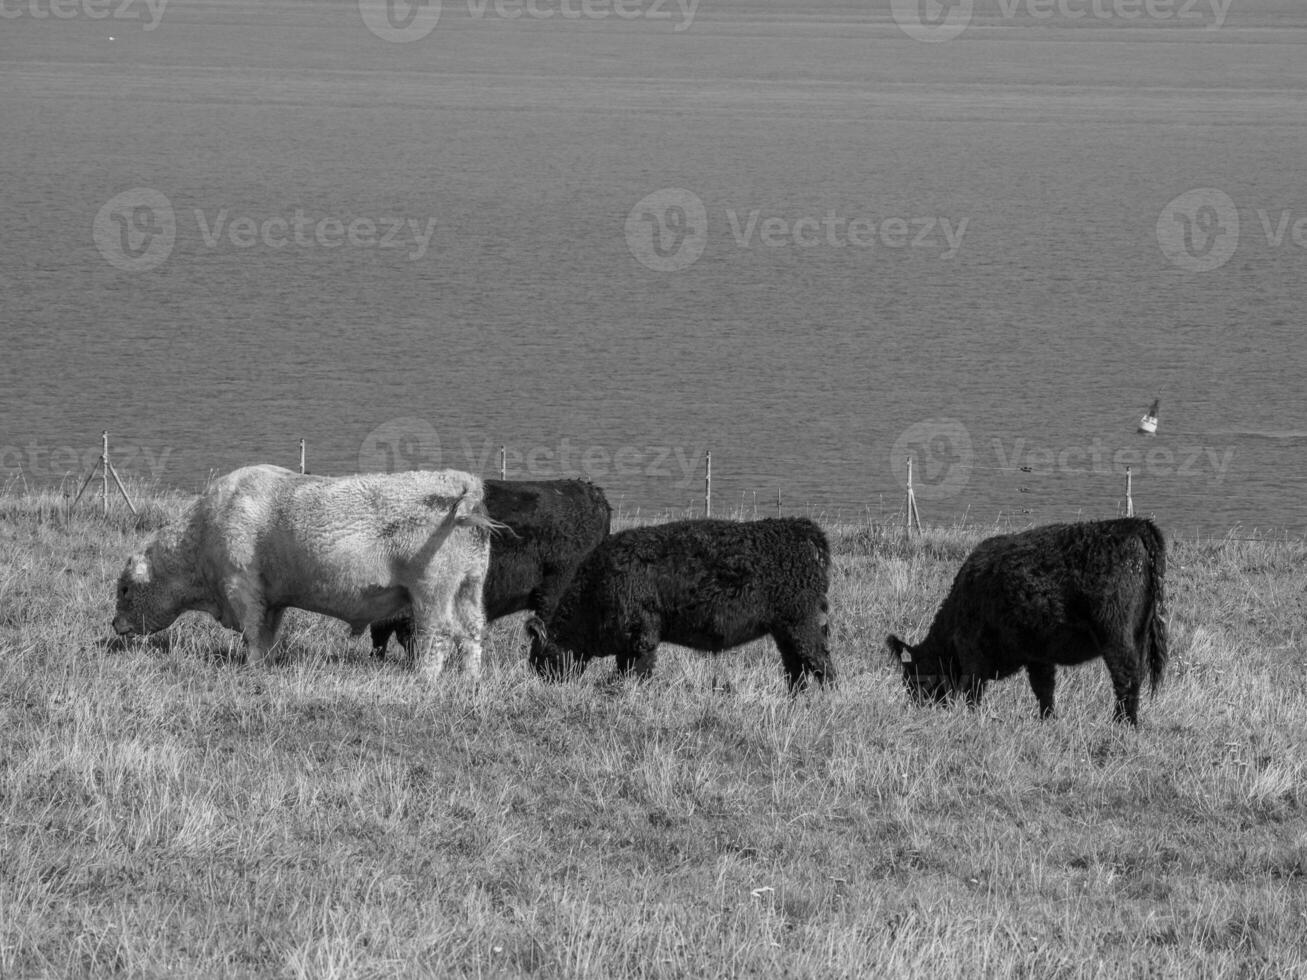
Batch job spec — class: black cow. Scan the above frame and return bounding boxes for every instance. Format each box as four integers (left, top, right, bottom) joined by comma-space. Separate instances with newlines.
886, 518, 1167, 725
526, 517, 834, 692
370, 478, 611, 657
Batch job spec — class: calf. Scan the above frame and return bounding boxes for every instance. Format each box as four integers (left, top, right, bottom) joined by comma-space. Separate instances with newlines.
886, 518, 1167, 724
113, 465, 494, 680
527, 517, 834, 692
370, 478, 611, 657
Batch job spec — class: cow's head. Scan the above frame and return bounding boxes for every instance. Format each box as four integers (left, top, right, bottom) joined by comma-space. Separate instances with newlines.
526, 616, 584, 681
885, 634, 952, 705
112, 551, 184, 637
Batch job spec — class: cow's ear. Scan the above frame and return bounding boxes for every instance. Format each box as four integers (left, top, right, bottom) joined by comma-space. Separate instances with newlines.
886, 634, 912, 664
524, 616, 547, 643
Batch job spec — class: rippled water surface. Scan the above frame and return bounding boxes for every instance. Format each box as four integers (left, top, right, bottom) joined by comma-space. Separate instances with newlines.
3, 0, 1306, 532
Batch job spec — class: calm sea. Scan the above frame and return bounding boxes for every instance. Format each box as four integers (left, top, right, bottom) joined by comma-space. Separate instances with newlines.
3, 0, 1306, 533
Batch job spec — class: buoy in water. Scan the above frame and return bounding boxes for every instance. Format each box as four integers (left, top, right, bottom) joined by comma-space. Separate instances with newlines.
1138, 399, 1160, 435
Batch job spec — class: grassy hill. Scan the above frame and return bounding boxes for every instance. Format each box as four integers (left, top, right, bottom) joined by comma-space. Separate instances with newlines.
1, 489, 1304, 977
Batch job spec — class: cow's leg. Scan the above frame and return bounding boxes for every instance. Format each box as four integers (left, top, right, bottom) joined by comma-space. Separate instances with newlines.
409, 585, 459, 683
453, 573, 487, 681
369, 621, 395, 660
773, 602, 835, 694
226, 581, 274, 666
530, 562, 574, 621
371, 618, 415, 661
394, 619, 416, 660
257, 607, 287, 662
615, 619, 659, 679
946, 633, 990, 709
410, 617, 456, 682
1104, 645, 1142, 725
960, 675, 986, 709
1027, 662, 1056, 719
773, 632, 807, 693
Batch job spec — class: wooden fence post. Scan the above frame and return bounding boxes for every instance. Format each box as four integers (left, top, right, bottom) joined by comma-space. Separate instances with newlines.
299, 439, 306, 475
69, 430, 137, 518
704, 450, 712, 517
904, 455, 922, 533
499, 445, 506, 480
1125, 466, 1134, 517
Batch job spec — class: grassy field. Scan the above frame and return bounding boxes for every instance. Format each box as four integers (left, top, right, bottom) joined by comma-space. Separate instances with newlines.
1, 489, 1305, 978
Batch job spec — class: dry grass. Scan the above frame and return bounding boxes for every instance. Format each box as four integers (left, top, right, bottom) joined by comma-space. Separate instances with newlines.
1, 489, 1305, 978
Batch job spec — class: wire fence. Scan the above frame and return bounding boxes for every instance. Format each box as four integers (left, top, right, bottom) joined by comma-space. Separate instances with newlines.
32, 431, 1307, 542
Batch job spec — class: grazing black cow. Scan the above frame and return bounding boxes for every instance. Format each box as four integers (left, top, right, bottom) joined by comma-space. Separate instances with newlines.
526, 517, 834, 692
370, 478, 611, 657
885, 518, 1167, 725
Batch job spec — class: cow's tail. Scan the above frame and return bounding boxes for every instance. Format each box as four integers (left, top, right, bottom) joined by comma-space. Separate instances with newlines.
443, 481, 508, 536
798, 518, 835, 685
799, 517, 832, 574
1139, 519, 1168, 695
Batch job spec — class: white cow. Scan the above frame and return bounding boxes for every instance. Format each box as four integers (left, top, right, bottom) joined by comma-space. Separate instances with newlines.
112, 464, 494, 679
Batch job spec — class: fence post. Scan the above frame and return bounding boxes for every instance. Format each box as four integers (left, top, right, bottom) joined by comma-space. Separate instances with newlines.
1125, 466, 1134, 517
904, 455, 922, 533
704, 450, 712, 517
776, 488, 782, 518
70, 431, 137, 518
299, 439, 306, 475
499, 445, 506, 480
102, 430, 109, 517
